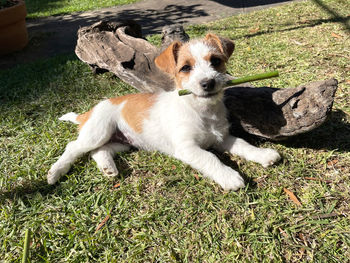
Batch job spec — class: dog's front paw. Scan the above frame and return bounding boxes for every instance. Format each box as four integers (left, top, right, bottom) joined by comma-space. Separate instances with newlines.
215, 167, 245, 191
258, 148, 281, 168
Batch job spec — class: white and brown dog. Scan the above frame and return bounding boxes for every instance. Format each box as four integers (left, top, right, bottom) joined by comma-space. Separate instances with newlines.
47, 33, 281, 190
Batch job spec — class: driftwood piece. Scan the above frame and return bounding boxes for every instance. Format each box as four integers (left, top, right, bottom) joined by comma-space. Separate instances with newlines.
224, 79, 337, 140
76, 20, 174, 92
75, 20, 338, 140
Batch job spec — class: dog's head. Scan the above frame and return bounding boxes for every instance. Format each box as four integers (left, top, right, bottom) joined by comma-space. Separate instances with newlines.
155, 33, 234, 99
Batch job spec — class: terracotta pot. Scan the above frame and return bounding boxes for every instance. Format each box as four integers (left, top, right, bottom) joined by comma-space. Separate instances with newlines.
0, 0, 28, 55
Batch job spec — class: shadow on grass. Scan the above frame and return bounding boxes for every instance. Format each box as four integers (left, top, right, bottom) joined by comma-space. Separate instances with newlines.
230, 15, 350, 41
0, 54, 77, 105
312, 0, 350, 32
0, 154, 133, 203
186, 4, 349, 41
0, 179, 56, 203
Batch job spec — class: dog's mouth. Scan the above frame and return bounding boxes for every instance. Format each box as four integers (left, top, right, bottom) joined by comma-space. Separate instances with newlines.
193, 90, 222, 98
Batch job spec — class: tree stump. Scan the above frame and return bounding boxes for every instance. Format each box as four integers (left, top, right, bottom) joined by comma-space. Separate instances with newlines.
75, 20, 338, 140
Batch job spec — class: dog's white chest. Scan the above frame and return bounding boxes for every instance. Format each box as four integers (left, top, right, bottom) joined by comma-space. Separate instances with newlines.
195, 114, 229, 149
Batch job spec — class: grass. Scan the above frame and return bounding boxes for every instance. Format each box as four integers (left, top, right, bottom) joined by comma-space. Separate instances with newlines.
25, 0, 139, 19
1, 0, 350, 261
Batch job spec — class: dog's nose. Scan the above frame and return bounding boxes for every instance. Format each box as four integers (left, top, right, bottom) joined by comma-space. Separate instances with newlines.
200, 78, 216, 92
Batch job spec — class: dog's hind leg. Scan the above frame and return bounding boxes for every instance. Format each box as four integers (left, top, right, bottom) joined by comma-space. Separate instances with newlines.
47, 139, 105, 184
47, 134, 112, 184
91, 143, 130, 177
47, 102, 118, 184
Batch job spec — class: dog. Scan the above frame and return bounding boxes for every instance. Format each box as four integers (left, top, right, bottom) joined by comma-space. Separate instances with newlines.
47, 33, 281, 190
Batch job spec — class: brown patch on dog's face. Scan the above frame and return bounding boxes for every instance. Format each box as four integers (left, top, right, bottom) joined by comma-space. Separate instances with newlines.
154, 41, 183, 75
205, 33, 235, 60
110, 93, 157, 133
203, 53, 227, 73
174, 43, 195, 90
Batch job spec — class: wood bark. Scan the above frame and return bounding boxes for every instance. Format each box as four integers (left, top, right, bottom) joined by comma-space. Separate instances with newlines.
75, 20, 338, 140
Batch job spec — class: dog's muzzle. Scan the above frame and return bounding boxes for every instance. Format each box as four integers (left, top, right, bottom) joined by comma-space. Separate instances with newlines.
200, 78, 216, 92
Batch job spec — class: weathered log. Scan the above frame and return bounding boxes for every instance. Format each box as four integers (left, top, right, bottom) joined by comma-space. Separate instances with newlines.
224, 79, 337, 140
75, 20, 338, 140
76, 20, 174, 92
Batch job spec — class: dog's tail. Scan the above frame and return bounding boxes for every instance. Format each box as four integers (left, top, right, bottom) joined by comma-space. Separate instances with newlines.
59, 112, 80, 124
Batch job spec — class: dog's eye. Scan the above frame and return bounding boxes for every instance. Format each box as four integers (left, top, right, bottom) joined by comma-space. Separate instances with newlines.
210, 56, 222, 67
179, 65, 192, 73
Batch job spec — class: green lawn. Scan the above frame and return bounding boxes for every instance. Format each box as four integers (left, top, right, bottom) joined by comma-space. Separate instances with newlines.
1, 0, 349, 262
25, 0, 139, 18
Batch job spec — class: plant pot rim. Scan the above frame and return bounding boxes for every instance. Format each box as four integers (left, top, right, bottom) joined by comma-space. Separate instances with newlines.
0, 0, 27, 27
0, 0, 25, 11
0, 0, 28, 55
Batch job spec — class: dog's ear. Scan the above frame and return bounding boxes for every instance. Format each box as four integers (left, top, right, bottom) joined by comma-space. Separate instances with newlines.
155, 41, 182, 75
205, 33, 235, 59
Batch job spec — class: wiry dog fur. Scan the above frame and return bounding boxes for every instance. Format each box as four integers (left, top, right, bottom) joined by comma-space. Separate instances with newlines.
48, 33, 281, 190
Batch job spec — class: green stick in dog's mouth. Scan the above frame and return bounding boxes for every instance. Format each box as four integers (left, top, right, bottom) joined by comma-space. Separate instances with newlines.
178, 70, 279, 96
